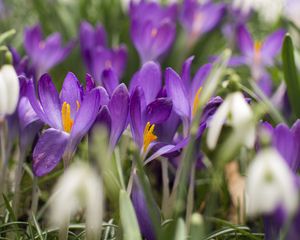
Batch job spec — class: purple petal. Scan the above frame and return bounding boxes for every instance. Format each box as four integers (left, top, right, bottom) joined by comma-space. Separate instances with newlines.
237, 24, 253, 57
102, 69, 119, 96
108, 84, 130, 148
139, 61, 162, 104
38, 74, 62, 129
146, 98, 172, 124
85, 73, 95, 92
18, 96, 41, 131
33, 128, 69, 176
24, 25, 42, 58
130, 87, 146, 148
262, 29, 285, 65
70, 88, 101, 147
181, 56, 194, 91
165, 67, 190, 121
60, 72, 83, 117
97, 86, 109, 106
94, 105, 112, 136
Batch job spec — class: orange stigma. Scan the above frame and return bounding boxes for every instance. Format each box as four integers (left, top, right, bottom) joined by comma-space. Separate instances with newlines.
76, 100, 80, 111
192, 87, 202, 117
151, 28, 158, 38
254, 41, 262, 62
143, 122, 157, 153
61, 102, 74, 133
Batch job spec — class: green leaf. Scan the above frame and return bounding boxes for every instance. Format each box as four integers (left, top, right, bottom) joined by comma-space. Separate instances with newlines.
119, 190, 141, 240
0, 29, 16, 45
282, 34, 300, 118
2, 194, 16, 221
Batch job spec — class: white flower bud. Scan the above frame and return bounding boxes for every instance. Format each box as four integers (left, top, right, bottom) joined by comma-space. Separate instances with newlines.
207, 91, 255, 150
246, 148, 299, 217
50, 163, 103, 239
0, 65, 19, 116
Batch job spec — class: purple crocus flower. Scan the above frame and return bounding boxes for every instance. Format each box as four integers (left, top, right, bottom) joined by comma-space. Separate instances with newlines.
129, 1, 177, 63
180, 0, 225, 46
79, 21, 127, 86
166, 56, 212, 136
26, 72, 101, 176
24, 25, 74, 78
233, 24, 285, 80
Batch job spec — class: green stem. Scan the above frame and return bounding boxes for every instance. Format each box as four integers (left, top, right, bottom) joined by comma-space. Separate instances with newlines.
185, 162, 196, 230
30, 177, 39, 220
0, 120, 7, 213
161, 158, 170, 216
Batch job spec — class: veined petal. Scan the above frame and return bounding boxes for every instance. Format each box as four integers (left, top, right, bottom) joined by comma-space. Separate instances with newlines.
191, 63, 212, 102
146, 98, 172, 124
108, 84, 130, 148
60, 72, 83, 117
33, 128, 69, 176
139, 61, 162, 104
38, 74, 62, 129
165, 67, 190, 121
70, 88, 101, 146
181, 56, 194, 91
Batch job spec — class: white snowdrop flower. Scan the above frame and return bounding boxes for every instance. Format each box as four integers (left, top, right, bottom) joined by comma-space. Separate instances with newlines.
207, 91, 255, 150
246, 148, 299, 217
50, 163, 103, 239
232, 0, 255, 15
0, 65, 19, 116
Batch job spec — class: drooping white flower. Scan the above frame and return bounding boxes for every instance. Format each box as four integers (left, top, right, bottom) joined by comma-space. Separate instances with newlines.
207, 91, 255, 150
284, 0, 300, 29
246, 148, 299, 217
0, 65, 19, 116
50, 163, 103, 238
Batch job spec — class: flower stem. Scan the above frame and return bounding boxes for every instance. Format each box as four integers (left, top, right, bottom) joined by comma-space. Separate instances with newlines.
12, 147, 25, 217
30, 177, 39, 220
185, 162, 196, 230
0, 120, 8, 212
161, 158, 170, 216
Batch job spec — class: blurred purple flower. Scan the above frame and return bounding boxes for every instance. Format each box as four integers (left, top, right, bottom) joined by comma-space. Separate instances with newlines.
79, 21, 127, 86
180, 0, 225, 45
26, 72, 101, 176
129, 1, 177, 63
232, 24, 285, 80
24, 25, 74, 78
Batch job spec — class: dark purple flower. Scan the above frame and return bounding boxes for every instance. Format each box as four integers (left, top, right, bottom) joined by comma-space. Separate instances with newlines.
180, 0, 225, 45
26, 72, 101, 176
233, 24, 285, 80
79, 21, 127, 86
24, 25, 74, 78
129, 1, 177, 63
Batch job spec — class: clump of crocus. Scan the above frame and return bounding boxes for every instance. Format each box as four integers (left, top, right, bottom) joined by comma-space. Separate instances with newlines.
24, 24, 74, 78
79, 21, 127, 86
129, 0, 177, 63
26, 72, 101, 176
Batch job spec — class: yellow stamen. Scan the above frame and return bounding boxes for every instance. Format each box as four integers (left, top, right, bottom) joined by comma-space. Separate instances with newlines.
254, 41, 262, 63
76, 100, 80, 111
151, 28, 158, 38
61, 102, 74, 133
192, 87, 202, 117
143, 122, 157, 153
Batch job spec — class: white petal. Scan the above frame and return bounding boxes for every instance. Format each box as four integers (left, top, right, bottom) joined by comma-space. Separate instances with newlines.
207, 97, 230, 149
0, 65, 19, 114
246, 148, 298, 217
0, 74, 8, 116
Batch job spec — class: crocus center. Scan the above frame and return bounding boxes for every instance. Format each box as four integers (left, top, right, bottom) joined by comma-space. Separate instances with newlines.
39, 41, 45, 49
61, 101, 74, 133
151, 28, 158, 38
254, 41, 262, 62
192, 87, 202, 117
143, 122, 157, 153
192, 12, 203, 35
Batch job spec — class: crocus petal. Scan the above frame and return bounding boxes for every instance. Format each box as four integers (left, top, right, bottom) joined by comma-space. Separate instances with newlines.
24, 25, 42, 58
262, 29, 285, 65
70, 88, 101, 147
85, 74, 95, 93
237, 24, 253, 57
108, 84, 130, 148
38, 74, 62, 129
144, 144, 175, 164
165, 67, 190, 121
139, 61, 162, 104
102, 69, 119, 96
97, 86, 110, 106
94, 105, 112, 136
18, 97, 41, 130
60, 72, 83, 116
181, 56, 194, 91
33, 128, 69, 176
130, 87, 146, 148
146, 98, 172, 124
